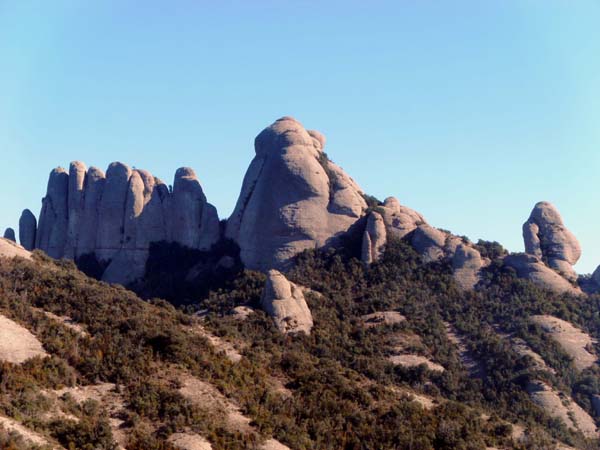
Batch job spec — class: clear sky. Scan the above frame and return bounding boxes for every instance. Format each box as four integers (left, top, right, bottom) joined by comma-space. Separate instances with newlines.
1, 1, 599, 273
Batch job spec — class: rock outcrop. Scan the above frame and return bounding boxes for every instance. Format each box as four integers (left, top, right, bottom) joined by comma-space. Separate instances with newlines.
361, 211, 386, 264
379, 197, 425, 240
452, 244, 486, 290
18, 209, 37, 250
3, 228, 16, 242
504, 254, 580, 295
27, 161, 220, 285
226, 117, 367, 271
523, 202, 581, 281
261, 270, 313, 334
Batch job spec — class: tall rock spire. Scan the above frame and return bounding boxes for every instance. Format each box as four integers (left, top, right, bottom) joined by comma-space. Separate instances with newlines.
522, 201, 581, 281
226, 116, 367, 271
36, 167, 69, 258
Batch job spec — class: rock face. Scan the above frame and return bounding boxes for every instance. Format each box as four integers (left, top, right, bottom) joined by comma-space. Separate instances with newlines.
36, 168, 69, 259
361, 211, 387, 264
379, 197, 425, 240
411, 224, 448, 263
3, 228, 16, 242
452, 244, 486, 290
523, 202, 581, 281
261, 270, 313, 334
226, 117, 367, 271
18, 210, 37, 250
504, 254, 580, 295
28, 161, 220, 285
526, 380, 597, 438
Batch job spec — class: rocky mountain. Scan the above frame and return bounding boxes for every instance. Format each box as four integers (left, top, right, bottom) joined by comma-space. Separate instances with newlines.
3, 116, 600, 449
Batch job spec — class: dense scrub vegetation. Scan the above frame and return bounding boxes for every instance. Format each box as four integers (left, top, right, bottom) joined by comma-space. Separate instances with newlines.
1, 233, 600, 448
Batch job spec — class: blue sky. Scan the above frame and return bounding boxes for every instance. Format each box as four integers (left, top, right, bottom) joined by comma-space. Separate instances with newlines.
1, 1, 599, 272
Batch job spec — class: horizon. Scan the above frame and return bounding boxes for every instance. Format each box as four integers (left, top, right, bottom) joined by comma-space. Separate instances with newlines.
1, 1, 599, 273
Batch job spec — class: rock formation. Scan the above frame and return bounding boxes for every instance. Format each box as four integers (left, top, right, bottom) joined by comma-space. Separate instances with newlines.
452, 244, 486, 290
504, 254, 580, 295
170, 168, 220, 250
379, 197, 425, 240
18, 210, 37, 250
36, 168, 69, 259
3, 228, 16, 243
523, 201, 581, 281
226, 116, 367, 271
25, 161, 220, 285
361, 211, 386, 264
261, 270, 313, 334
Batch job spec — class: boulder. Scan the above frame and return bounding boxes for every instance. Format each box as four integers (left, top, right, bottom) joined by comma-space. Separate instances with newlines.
523, 202, 581, 281
261, 270, 313, 334
226, 116, 367, 271
504, 254, 580, 295
18, 210, 37, 250
3, 228, 16, 243
36, 167, 69, 258
361, 211, 386, 264
452, 244, 486, 290
380, 197, 426, 239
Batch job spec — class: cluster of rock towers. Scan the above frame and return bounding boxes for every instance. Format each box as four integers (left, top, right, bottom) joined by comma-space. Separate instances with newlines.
3, 116, 597, 330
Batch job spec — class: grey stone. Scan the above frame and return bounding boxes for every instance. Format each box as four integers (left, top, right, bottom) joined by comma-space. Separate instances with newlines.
261, 270, 313, 334
504, 254, 581, 295
3, 228, 16, 242
361, 211, 386, 264
36, 167, 69, 258
452, 244, 485, 290
523, 201, 581, 281
76, 167, 105, 257
411, 224, 447, 263
95, 162, 132, 261
64, 161, 87, 259
170, 167, 220, 250
380, 197, 426, 240
226, 116, 367, 271
18, 209, 37, 250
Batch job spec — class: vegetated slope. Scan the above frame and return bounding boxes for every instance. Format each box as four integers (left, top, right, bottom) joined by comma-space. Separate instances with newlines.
1, 238, 600, 449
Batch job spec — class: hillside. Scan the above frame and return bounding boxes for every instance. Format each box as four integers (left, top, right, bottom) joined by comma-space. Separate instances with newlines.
0, 238, 599, 449
2, 117, 600, 450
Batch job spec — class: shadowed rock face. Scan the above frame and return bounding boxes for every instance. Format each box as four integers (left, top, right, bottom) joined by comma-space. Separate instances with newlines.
3, 228, 16, 243
29, 161, 220, 285
261, 270, 313, 334
226, 117, 367, 271
18, 209, 37, 250
361, 211, 386, 264
523, 201, 581, 281
36, 168, 69, 259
